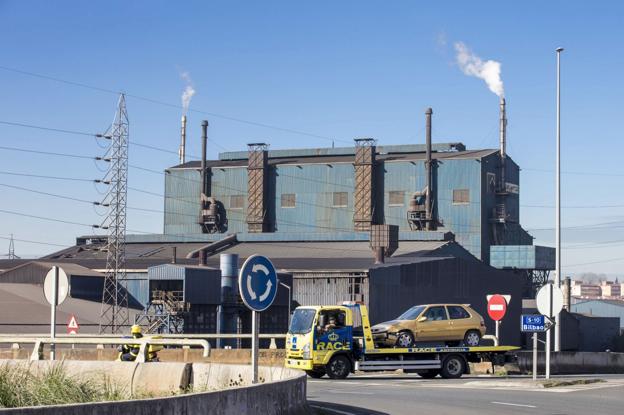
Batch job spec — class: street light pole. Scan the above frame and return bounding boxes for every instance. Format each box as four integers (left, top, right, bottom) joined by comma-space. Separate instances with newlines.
279, 281, 292, 326
555, 47, 564, 352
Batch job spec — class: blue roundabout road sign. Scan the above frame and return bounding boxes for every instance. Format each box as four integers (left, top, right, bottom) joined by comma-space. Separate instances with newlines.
239, 254, 278, 312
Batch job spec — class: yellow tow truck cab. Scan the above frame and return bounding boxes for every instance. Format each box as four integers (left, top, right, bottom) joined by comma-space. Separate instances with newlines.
285, 302, 519, 379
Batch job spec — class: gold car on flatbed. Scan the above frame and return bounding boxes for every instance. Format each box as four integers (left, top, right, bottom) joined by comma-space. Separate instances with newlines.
371, 304, 486, 347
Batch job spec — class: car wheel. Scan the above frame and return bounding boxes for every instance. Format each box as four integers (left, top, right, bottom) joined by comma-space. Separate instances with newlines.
326, 355, 351, 379
464, 330, 481, 347
440, 354, 466, 379
305, 369, 326, 379
395, 331, 415, 348
416, 370, 440, 379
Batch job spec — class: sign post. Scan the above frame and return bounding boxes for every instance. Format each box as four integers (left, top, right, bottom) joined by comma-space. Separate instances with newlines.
43, 266, 69, 361
487, 294, 510, 342
521, 314, 547, 380
536, 283, 564, 379
239, 255, 278, 384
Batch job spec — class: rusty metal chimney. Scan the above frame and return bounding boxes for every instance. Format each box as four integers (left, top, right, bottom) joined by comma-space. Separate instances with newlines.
179, 115, 187, 164
499, 98, 507, 188
425, 108, 433, 230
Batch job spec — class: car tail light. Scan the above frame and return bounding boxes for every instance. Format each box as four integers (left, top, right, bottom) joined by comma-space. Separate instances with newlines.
480, 320, 485, 327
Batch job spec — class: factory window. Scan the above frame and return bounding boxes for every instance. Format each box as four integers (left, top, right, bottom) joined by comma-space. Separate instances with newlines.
230, 195, 244, 209
281, 193, 296, 208
333, 192, 348, 207
452, 189, 470, 205
388, 191, 405, 206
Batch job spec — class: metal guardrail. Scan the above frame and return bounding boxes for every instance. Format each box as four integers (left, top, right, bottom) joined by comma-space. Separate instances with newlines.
2, 333, 287, 340
0, 337, 210, 362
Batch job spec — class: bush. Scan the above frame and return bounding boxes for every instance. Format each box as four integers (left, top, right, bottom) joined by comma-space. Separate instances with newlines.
0, 362, 124, 408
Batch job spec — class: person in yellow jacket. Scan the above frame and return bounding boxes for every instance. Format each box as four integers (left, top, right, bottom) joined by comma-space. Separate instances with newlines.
119, 325, 143, 361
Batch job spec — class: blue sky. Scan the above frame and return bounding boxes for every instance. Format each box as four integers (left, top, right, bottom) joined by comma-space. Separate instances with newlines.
1, 1, 623, 276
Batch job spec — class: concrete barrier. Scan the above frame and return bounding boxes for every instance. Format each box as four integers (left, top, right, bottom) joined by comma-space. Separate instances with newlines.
0, 360, 192, 397
517, 351, 624, 374
0, 361, 309, 414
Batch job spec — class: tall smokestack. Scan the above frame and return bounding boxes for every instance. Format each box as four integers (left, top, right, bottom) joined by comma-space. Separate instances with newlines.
201, 120, 209, 198
425, 108, 433, 230
499, 98, 507, 188
179, 115, 187, 164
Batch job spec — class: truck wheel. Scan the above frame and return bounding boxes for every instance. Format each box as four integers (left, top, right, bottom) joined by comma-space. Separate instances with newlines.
395, 331, 415, 348
416, 370, 440, 379
326, 355, 351, 379
440, 354, 466, 379
305, 369, 326, 379
463, 330, 481, 347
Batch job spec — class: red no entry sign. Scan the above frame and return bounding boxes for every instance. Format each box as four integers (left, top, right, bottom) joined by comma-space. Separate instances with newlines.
487, 294, 507, 321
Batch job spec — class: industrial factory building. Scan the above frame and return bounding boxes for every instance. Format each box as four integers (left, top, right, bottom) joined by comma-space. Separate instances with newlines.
0, 107, 563, 347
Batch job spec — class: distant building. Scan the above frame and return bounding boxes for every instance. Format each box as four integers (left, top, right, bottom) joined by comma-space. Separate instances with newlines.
571, 280, 601, 298
601, 281, 622, 298
572, 299, 624, 329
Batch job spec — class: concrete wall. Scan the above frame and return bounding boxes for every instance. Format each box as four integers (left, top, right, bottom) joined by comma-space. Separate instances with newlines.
0, 361, 309, 415
517, 351, 624, 374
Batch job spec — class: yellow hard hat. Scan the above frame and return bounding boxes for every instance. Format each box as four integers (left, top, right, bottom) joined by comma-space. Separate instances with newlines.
131, 325, 142, 335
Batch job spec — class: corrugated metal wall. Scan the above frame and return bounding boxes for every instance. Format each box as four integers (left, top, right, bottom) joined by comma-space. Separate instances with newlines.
163, 150, 533, 262
211, 167, 249, 233
293, 272, 369, 307
164, 169, 202, 235
368, 258, 524, 346
125, 272, 149, 308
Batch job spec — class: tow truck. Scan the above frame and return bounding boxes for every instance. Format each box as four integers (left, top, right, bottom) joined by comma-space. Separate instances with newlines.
285, 302, 519, 379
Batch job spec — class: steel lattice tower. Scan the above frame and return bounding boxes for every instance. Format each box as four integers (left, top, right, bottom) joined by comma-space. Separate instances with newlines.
7, 234, 19, 259
99, 94, 130, 333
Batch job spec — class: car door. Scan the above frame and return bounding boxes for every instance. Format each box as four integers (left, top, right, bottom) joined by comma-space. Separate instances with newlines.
416, 306, 451, 341
446, 305, 471, 339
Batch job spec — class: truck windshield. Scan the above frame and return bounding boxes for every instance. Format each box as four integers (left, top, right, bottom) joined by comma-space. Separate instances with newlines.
288, 309, 317, 334
397, 305, 426, 320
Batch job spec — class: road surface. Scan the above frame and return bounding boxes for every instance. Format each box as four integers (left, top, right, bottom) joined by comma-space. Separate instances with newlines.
307, 373, 624, 415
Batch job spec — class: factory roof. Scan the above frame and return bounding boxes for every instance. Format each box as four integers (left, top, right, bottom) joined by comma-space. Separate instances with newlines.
0, 283, 139, 334
0, 239, 471, 273
170, 148, 500, 170
0, 261, 103, 284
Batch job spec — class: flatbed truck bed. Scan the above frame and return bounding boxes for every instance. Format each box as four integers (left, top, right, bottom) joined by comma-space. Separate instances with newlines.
285, 303, 519, 379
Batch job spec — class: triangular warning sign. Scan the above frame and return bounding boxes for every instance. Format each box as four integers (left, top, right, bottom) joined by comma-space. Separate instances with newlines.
67, 315, 79, 334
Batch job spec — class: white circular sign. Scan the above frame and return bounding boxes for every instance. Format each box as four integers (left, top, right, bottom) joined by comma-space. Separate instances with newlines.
536, 283, 564, 317
44, 266, 70, 306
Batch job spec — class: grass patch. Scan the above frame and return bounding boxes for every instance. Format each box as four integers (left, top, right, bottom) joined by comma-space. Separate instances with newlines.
0, 362, 126, 408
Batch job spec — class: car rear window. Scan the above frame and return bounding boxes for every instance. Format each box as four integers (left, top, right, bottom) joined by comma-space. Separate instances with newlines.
447, 306, 471, 319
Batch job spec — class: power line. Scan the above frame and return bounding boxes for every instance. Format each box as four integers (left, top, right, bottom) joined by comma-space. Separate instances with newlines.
0, 170, 94, 182
522, 167, 624, 177
0, 64, 349, 144
0, 235, 68, 248
0, 145, 98, 160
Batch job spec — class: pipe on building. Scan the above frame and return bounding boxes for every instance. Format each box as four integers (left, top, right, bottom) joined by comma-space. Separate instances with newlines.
499, 98, 507, 189
425, 108, 433, 230
201, 120, 209, 198
563, 276, 571, 311
172, 246, 177, 264
187, 234, 238, 260
374, 247, 385, 264
179, 115, 187, 165
218, 253, 239, 348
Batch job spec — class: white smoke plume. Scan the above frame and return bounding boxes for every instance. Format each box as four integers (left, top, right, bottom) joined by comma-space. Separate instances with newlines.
454, 42, 504, 97
180, 71, 196, 114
